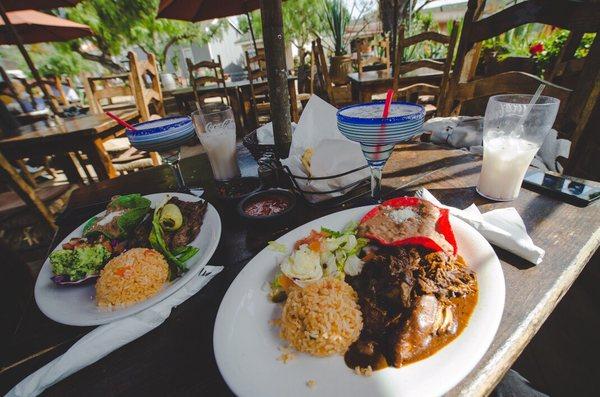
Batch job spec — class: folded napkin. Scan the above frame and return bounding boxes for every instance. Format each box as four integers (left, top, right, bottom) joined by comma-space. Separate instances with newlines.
416, 189, 544, 265
255, 122, 297, 145
281, 95, 369, 202
7, 266, 223, 397
423, 116, 571, 173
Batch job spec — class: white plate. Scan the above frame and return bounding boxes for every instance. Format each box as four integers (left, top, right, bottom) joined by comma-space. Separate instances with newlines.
214, 206, 504, 397
35, 192, 221, 326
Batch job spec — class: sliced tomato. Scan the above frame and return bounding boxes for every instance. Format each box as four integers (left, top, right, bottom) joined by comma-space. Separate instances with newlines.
360, 196, 457, 255
294, 229, 326, 250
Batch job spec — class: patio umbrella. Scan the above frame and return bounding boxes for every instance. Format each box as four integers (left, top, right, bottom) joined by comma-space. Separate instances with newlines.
0, 10, 92, 44
157, 0, 259, 54
2, 0, 81, 11
0, 1, 87, 115
157, 0, 292, 156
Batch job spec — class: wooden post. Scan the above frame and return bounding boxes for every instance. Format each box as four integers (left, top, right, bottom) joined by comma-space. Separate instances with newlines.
259, 0, 292, 158
0, 4, 61, 116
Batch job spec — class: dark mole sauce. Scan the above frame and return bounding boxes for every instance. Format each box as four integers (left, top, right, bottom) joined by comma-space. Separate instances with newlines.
244, 196, 289, 217
344, 288, 479, 371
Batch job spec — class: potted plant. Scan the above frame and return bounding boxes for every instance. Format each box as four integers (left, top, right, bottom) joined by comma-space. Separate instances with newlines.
322, 0, 353, 84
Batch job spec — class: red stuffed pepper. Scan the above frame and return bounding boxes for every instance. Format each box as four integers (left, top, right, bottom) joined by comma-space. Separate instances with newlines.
358, 197, 457, 255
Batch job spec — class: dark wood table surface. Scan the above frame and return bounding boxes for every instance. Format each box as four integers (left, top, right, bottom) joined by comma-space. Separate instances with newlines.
348, 68, 444, 102
168, 77, 299, 133
0, 109, 140, 183
2, 143, 599, 396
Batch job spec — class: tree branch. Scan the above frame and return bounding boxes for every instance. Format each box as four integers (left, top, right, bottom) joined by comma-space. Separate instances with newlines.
71, 44, 125, 73
161, 33, 196, 67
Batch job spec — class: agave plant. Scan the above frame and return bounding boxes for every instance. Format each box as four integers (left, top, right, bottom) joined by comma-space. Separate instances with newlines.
322, 0, 351, 56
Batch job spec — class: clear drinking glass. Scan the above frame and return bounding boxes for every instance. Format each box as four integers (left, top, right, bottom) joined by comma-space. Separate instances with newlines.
191, 104, 240, 181
477, 94, 560, 201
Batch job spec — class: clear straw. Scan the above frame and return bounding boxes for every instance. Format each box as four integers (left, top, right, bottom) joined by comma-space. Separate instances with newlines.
512, 84, 545, 136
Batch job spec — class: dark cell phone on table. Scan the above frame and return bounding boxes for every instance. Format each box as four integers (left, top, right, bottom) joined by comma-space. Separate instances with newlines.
523, 170, 600, 207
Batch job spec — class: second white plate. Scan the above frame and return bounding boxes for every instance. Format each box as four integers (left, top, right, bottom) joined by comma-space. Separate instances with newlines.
35, 192, 221, 326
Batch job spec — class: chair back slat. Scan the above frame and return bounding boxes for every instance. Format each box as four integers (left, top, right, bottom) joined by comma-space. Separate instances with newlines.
401, 31, 451, 47
186, 55, 228, 107
395, 59, 445, 75
87, 74, 134, 114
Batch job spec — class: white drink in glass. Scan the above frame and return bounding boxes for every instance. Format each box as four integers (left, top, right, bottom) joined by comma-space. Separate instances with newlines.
477, 135, 538, 201
193, 105, 241, 181
197, 120, 240, 181
476, 94, 560, 201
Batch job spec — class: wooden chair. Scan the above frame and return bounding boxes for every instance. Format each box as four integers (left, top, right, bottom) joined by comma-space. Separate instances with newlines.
23, 78, 63, 114
312, 38, 352, 107
0, 150, 78, 264
545, 30, 596, 89
439, 0, 600, 179
87, 74, 155, 173
245, 50, 271, 126
392, 21, 459, 117
0, 66, 29, 114
86, 74, 135, 115
357, 36, 391, 74
128, 51, 163, 167
186, 55, 229, 108
128, 51, 165, 122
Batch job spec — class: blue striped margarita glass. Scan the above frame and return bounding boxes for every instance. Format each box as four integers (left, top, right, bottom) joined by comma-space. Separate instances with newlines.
125, 116, 196, 190
336, 102, 425, 202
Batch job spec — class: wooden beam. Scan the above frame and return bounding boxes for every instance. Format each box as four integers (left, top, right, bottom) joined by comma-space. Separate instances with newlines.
259, 0, 292, 158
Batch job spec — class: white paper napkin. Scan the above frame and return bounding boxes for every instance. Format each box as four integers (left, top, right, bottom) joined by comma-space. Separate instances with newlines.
7, 266, 224, 397
281, 95, 370, 202
416, 189, 545, 264
255, 122, 297, 145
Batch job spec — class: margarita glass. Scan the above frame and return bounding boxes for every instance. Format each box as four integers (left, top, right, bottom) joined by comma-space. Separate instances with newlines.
336, 102, 425, 202
125, 116, 196, 191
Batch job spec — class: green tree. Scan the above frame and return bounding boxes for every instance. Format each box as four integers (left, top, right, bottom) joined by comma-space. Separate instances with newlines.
238, 0, 329, 62
65, 0, 226, 72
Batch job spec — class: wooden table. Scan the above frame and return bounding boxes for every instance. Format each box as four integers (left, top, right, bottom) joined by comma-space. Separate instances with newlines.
2, 143, 599, 396
169, 77, 299, 133
0, 109, 139, 183
348, 68, 444, 102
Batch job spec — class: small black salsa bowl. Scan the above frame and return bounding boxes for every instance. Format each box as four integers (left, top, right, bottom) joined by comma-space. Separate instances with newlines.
237, 189, 297, 221
215, 176, 262, 202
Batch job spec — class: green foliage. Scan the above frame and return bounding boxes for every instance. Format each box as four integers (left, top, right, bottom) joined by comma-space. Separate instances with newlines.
534, 30, 596, 74
481, 23, 546, 60
238, 0, 329, 51
65, 0, 226, 71
34, 43, 93, 77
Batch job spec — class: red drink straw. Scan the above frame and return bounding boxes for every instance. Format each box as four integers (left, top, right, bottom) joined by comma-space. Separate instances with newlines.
382, 89, 394, 118
105, 111, 137, 130
376, 89, 395, 156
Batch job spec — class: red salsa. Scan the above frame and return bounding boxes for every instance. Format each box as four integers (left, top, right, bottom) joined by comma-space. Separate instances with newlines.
244, 196, 289, 217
